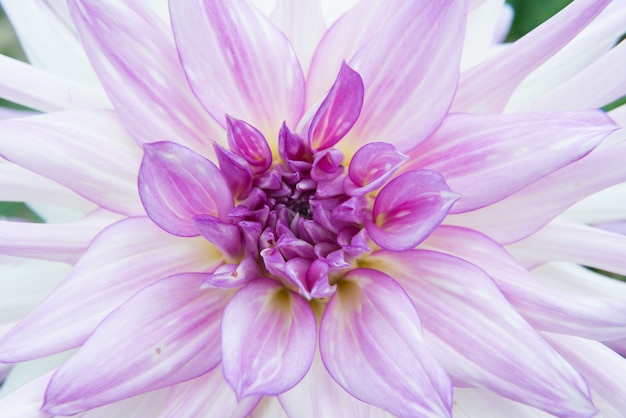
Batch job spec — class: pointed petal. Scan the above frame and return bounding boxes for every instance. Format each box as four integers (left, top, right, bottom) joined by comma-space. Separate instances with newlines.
365, 170, 458, 251
447, 134, 626, 243
0, 217, 221, 362
0, 210, 120, 264
407, 110, 616, 213
0, 110, 144, 216
320, 268, 453, 418
346, 142, 407, 196
0, 54, 110, 111
43, 274, 230, 415
161, 365, 260, 418
370, 250, 596, 417
221, 279, 316, 398
169, 0, 305, 137
68, 0, 222, 153
452, 0, 612, 113
138, 141, 234, 237
0, 371, 53, 418
421, 226, 626, 342
308, 62, 364, 151
214, 144, 253, 198
226, 115, 272, 174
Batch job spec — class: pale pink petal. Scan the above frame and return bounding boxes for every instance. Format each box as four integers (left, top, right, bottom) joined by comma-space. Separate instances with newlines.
249, 397, 288, 418
0, 54, 110, 111
365, 170, 458, 251
169, 0, 305, 138
138, 141, 233, 237
0, 110, 144, 216
452, 0, 612, 113
80, 389, 168, 418
0, 210, 120, 264
342, 0, 467, 152
222, 279, 316, 398
0, 217, 221, 362
43, 273, 230, 415
508, 219, 626, 275
0, 371, 53, 418
421, 226, 626, 342
454, 387, 553, 418
320, 268, 453, 418
161, 365, 260, 418
370, 250, 596, 417
68, 0, 222, 153
270, 0, 325, 73
407, 110, 616, 213
546, 334, 626, 416
564, 183, 626, 224
446, 136, 626, 243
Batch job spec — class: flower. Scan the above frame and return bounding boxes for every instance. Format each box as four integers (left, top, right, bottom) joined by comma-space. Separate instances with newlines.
1, 0, 626, 417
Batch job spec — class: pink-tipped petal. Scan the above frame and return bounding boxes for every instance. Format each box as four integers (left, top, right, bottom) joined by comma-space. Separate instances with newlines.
161, 365, 260, 418
43, 274, 230, 415
221, 279, 316, 398
138, 141, 233, 237
365, 170, 458, 251
0, 110, 143, 216
407, 110, 616, 213
370, 250, 596, 417
169, 0, 305, 137
226, 116, 272, 174
0, 217, 221, 362
308, 62, 364, 151
68, 0, 222, 153
320, 268, 452, 418
346, 142, 408, 196
453, 0, 612, 113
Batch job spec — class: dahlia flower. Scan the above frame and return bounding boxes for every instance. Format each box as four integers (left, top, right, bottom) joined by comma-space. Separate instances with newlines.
1, 0, 626, 416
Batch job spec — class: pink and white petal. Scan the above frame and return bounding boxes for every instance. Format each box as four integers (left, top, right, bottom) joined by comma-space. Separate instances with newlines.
80, 388, 168, 418
342, 0, 468, 153
138, 141, 233, 237
270, 0, 325, 73
280, 347, 392, 418
452, 0, 611, 113
370, 250, 596, 417
446, 136, 626, 243
421, 226, 626, 342
0, 162, 96, 213
169, 0, 305, 139
0, 371, 53, 418
320, 268, 453, 418
461, 0, 512, 70
43, 273, 230, 415
0, 217, 222, 362
407, 110, 616, 213
68, 0, 222, 154
545, 334, 626, 417
222, 279, 316, 398
532, 262, 626, 300
0, 110, 144, 216
507, 218, 626, 275
1, 0, 99, 83
453, 387, 553, 418
0, 210, 121, 264
0, 55, 110, 111
161, 365, 260, 418
563, 183, 626, 224
0, 257, 70, 325
249, 397, 288, 418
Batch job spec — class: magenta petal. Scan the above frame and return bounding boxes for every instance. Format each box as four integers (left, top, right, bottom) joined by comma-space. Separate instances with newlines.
192, 214, 242, 260
221, 279, 316, 398
365, 170, 459, 251
214, 144, 252, 198
346, 142, 408, 196
43, 274, 231, 415
226, 115, 272, 174
138, 141, 234, 237
308, 62, 364, 151
320, 268, 452, 417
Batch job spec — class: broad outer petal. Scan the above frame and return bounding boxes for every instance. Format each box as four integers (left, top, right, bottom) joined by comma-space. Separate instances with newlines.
406, 110, 616, 213
0, 217, 221, 362
222, 279, 316, 398
138, 141, 233, 237
320, 268, 453, 418
0, 110, 144, 216
170, 0, 305, 139
43, 274, 231, 415
369, 250, 596, 417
